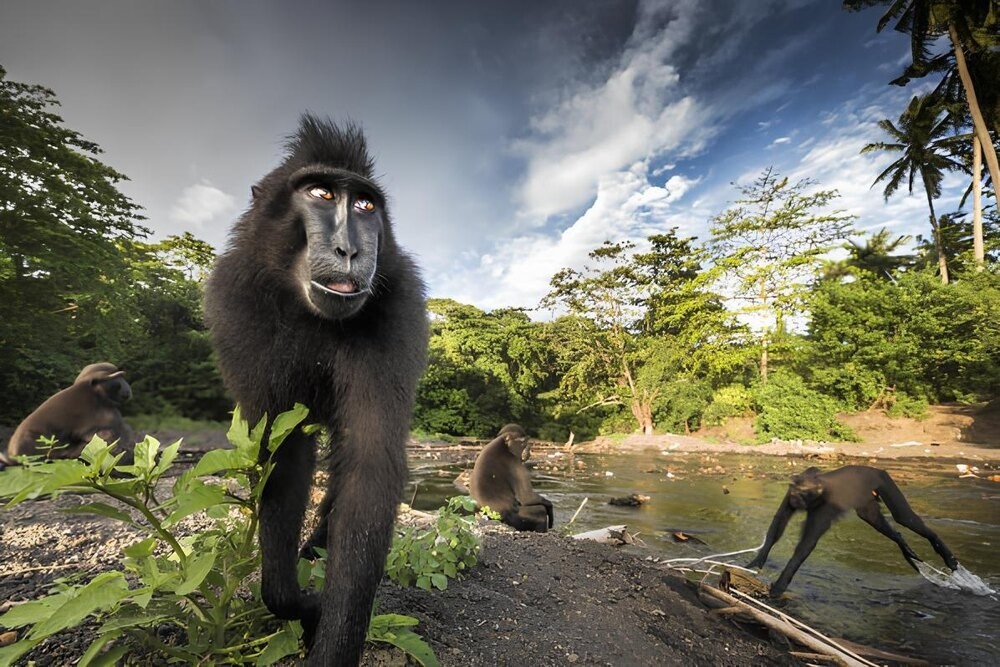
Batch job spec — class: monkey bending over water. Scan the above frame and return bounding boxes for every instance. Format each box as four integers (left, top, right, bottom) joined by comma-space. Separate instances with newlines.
748, 465, 959, 596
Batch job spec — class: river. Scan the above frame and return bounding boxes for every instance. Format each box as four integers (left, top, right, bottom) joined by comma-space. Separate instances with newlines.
406, 447, 999, 666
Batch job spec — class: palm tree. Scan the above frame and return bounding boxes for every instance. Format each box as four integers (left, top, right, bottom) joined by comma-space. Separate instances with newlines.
845, 1, 998, 196
846, 228, 916, 280
845, 0, 1000, 269
862, 94, 967, 283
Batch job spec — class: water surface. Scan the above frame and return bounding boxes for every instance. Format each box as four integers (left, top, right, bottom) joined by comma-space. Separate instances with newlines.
407, 448, 999, 666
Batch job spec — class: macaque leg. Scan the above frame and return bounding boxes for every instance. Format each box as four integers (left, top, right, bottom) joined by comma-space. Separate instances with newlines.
877, 480, 959, 570
770, 505, 837, 597
855, 499, 922, 570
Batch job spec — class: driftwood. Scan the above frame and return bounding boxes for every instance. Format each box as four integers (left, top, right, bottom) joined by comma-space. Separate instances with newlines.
698, 584, 875, 667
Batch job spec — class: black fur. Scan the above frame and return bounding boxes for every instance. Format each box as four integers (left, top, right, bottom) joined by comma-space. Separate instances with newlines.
204, 115, 428, 664
748, 465, 959, 596
469, 424, 554, 532
0, 362, 134, 469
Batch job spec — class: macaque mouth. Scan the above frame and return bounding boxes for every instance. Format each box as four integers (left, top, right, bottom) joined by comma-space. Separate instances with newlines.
310, 278, 367, 297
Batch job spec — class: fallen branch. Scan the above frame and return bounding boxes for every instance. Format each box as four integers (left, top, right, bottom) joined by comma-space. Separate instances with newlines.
699, 584, 874, 667
728, 589, 878, 666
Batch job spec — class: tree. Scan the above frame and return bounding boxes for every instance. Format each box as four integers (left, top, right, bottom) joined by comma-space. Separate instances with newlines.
413, 299, 554, 436
121, 235, 230, 420
0, 67, 147, 421
806, 268, 1000, 405
862, 94, 967, 283
707, 167, 856, 382
845, 0, 1000, 266
845, 228, 916, 280
542, 241, 661, 434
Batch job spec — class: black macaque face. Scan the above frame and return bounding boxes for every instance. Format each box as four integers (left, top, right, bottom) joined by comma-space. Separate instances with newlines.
287, 167, 385, 321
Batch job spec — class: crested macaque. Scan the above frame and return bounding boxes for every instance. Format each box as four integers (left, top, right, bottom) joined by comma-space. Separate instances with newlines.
0, 362, 134, 469
748, 465, 960, 596
204, 115, 428, 664
470, 424, 554, 532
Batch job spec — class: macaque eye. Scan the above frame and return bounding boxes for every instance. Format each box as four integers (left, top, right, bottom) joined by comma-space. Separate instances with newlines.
308, 186, 334, 200
354, 197, 376, 213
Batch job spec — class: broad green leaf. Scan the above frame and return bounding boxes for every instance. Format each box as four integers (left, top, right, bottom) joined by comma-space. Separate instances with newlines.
9, 460, 88, 504
226, 405, 255, 454
151, 439, 182, 477
132, 437, 161, 475
30, 572, 130, 639
0, 466, 36, 503
0, 596, 62, 628
77, 630, 123, 667
98, 607, 175, 633
62, 502, 134, 524
123, 538, 156, 560
191, 447, 251, 477
256, 622, 301, 665
267, 404, 310, 452
163, 478, 226, 527
369, 613, 419, 630
173, 549, 216, 595
367, 623, 439, 667
0, 638, 41, 667
80, 437, 113, 466
430, 573, 448, 591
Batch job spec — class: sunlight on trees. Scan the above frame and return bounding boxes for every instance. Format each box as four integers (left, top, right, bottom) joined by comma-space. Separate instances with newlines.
706, 167, 856, 382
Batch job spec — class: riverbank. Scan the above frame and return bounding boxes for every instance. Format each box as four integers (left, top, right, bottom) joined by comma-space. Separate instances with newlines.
564, 402, 1000, 464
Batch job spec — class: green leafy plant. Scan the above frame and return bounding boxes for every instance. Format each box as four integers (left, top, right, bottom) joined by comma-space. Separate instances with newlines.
0, 405, 438, 667
367, 613, 440, 667
751, 372, 859, 443
701, 384, 754, 426
385, 496, 482, 591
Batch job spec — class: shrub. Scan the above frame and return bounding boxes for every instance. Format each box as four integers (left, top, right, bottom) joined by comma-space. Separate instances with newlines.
887, 393, 930, 419
751, 372, 858, 443
385, 496, 483, 591
701, 384, 754, 426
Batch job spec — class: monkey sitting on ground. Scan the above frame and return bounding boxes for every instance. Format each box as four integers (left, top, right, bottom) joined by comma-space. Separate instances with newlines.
0, 362, 135, 469
747, 465, 960, 596
204, 116, 428, 664
470, 424, 554, 532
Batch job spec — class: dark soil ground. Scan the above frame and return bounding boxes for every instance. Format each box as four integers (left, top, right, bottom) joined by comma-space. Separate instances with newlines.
2, 403, 998, 665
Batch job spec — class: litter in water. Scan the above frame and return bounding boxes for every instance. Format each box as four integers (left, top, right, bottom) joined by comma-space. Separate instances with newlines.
916, 561, 996, 596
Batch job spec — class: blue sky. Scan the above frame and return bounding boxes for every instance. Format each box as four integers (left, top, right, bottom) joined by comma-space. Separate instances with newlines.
0, 0, 969, 312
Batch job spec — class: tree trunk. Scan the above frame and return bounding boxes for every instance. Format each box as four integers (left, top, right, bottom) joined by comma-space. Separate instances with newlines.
630, 398, 654, 435
923, 172, 949, 285
759, 335, 769, 383
973, 135, 984, 270
950, 24, 1000, 207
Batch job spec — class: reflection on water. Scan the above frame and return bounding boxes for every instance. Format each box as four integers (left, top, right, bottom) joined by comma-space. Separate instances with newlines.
407, 449, 1000, 666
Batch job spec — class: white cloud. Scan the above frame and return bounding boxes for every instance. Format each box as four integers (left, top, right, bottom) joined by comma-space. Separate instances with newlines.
513, 0, 710, 221
434, 160, 700, 311
769, 136, 792, 148
781, 84, 969, 245
169, 181, 236, 228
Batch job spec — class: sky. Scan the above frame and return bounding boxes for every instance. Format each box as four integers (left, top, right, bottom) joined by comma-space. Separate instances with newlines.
0, 0, 972, 314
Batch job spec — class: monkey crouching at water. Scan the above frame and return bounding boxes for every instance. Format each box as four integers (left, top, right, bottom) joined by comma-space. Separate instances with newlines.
0, 362, 135, 469
470, 424, 554, 532
748, 465, 959, 596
